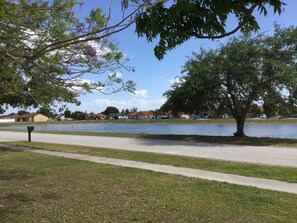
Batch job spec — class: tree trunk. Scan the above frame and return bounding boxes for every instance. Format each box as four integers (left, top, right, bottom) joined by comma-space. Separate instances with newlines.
234, 116, 246, 137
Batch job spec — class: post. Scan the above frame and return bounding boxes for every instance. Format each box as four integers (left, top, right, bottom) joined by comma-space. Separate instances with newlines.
27, 126, 34, 142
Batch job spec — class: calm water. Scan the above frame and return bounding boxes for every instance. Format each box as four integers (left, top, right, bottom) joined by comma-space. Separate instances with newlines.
1, 123, 297, 139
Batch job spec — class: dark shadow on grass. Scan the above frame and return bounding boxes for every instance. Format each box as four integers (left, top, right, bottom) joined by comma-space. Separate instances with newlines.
0, 203, 15, 221
35, 130, 297, 147
4, 192, 35, 203
0, 192, 34, 221
0, 146, 23, 152
131, 134, 297, 147
0, 169, 34, 181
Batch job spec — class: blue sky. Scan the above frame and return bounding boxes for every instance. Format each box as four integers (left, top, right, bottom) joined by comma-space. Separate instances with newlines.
8, 0, 297, 114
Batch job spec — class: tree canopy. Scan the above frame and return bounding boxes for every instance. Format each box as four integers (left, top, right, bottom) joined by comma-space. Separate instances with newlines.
64, 109, 72, 118
1, 0, 143, 112
134, 0, 285, 59
1, 0, 288, 113
162, 25, 297, 136
103, 106, 119, 115
37, 105, 54, 117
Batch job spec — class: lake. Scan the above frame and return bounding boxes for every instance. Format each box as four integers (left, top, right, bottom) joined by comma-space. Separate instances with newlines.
1, 122, 297, 139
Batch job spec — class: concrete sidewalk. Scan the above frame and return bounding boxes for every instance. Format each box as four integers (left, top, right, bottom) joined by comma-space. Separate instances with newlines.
1, 131, 297, 167
3, 144, 297, 194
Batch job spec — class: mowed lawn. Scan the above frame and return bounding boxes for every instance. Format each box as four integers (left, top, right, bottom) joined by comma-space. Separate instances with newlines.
1, 149, 297, 222
4, 141, 297, 183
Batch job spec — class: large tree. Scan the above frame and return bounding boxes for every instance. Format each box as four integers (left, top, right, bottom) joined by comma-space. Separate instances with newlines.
1, 0, 145, 112
134, 0, 285, 59
103, 106, 119, 115
162, 25, 297, 137
37, 105, 54, 118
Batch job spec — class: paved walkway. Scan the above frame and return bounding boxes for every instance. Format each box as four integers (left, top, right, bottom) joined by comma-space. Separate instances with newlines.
1, 131, 297, 167
2, 144, 297, 194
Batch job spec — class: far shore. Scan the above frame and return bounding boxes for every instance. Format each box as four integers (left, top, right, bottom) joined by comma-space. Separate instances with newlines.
1, 117, 297, 126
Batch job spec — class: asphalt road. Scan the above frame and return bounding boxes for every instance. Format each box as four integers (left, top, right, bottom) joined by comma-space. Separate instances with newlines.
1, 131, 297, 168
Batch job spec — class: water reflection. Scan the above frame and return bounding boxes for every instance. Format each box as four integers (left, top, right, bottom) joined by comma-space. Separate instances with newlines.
1, 123, 297, 139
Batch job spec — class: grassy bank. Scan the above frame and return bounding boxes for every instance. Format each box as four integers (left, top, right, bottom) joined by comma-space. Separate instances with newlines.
1, 149, 297, 222
3, 141, 297, 183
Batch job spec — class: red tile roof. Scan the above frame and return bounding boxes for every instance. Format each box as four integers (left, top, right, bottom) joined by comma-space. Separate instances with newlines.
129, 111, 154, 116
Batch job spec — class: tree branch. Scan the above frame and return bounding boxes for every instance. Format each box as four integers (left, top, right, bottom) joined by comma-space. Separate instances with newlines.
190, 0, 266, 39
30, 3, 146, 61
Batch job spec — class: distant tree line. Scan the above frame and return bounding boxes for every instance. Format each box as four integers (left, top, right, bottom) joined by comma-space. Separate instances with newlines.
8, 106, 140, 120
61, 106, 139, 120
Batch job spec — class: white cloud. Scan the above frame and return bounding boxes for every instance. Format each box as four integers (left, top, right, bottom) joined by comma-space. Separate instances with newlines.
108, 72, 124, 79
134, 89, 148, 98
68, 78, 91, 91
115, 72, 123, 78
93, 99, 127, 108
83, 97, 166, 112
169, 76, 184, 87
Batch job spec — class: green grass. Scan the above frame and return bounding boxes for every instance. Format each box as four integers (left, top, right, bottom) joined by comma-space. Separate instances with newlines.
1, 149, 297, 222
3, 141, 297, 183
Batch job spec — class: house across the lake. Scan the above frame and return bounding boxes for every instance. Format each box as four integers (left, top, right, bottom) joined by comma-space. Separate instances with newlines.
0, 113, 49, 122
87, 113, 107, 120
129, 111, 154, 120
108, 113, 128, 120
